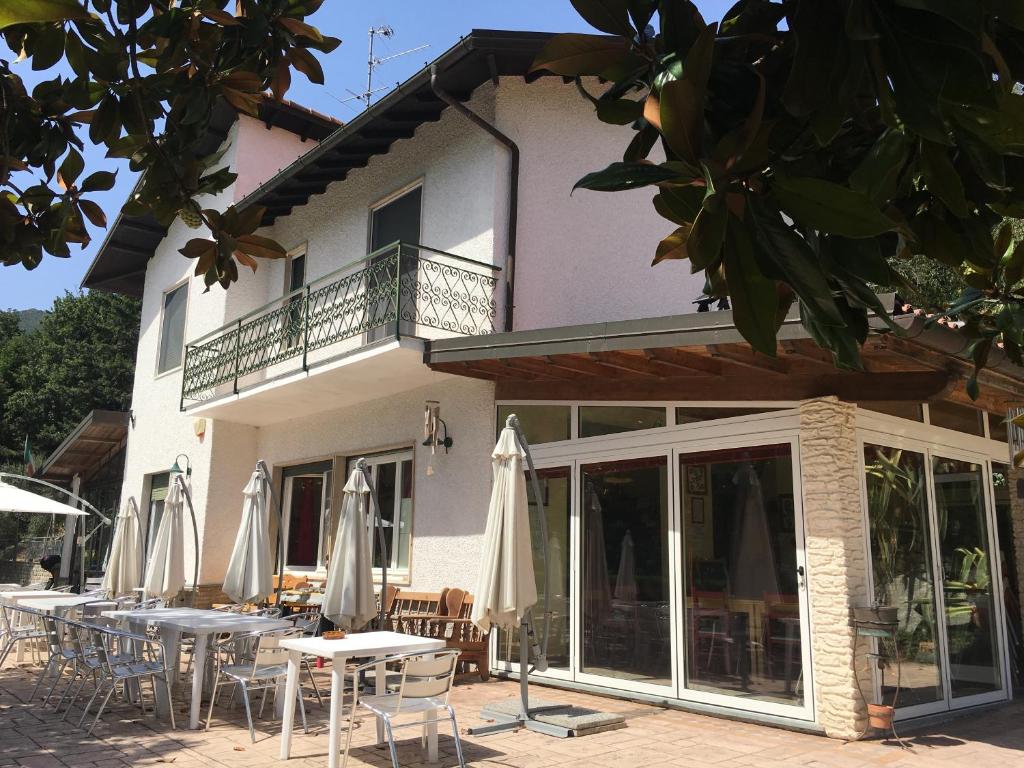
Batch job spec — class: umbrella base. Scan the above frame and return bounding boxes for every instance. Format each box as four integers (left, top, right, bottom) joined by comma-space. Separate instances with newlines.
471, 697, 626, 738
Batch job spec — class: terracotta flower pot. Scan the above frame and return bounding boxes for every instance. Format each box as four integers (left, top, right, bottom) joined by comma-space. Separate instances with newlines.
867, 703, 895, 730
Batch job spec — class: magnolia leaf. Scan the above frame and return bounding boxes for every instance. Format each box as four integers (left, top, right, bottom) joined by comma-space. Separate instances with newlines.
278, 16, 323, 42
573, 162, 686, 192
79, 170, 116, 193
289, 47, 325, 85
570, 0, 634, 37
78, 199, 106, 228
235, 234, 287, 260
180, 238, 215, 260
530, 34, 631, 77
57, 148, 84, 189
0, 0, 86, 28
596, 98, 643, 125
201, 8, 240, 26
234, 250, 259, 272
772, 174, 896, 238
687, 195, 728, 271
724, 219, 778, 356
652, 225, 692, 265
920, 141, 970, 218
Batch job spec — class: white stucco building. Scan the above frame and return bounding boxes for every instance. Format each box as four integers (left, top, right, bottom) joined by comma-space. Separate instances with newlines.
85, 30, 1024, 739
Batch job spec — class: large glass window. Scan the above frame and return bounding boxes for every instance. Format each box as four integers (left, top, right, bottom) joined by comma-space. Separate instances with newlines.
992, 463, 1024, 688
349, 451, 414, 575
157, 283, 187, 374
932, 456, 1002, 698
680, 444, 804, 706
581, 456, 671, 686
864, 445, 943, 707
579, 406, 666, 438
675, 406, 786, 424
928, 402, 985, 436
496, 405, 570, 445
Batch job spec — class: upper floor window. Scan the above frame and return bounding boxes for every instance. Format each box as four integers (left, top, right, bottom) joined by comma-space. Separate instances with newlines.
157, 283, 188, 374
370, 184, 422, 252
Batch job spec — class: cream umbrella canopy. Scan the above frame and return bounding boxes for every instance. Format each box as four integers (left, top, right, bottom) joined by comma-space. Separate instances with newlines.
101, 498, 143, 597
0, 481, 88, 516
143, 480, 186, 600
322, 467, 376, 630
223, 471, 274, 604
471, 422, 538, 633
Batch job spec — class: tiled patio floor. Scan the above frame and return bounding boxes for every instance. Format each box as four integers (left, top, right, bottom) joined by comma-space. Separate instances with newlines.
2, 657, 1022, 768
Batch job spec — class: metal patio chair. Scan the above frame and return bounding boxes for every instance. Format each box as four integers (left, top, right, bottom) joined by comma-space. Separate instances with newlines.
29, 611, 78, 705
0, 603, 46, 667
342, 649, 465, 768
205, 626, 308, 743
78, 622, 175, 735
285, 610, 324, 706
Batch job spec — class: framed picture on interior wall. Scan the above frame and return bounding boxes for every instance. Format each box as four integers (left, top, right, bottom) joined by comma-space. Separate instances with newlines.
780, 495, 795, 530
690, 496, 705, 525
686, 464, 707, 495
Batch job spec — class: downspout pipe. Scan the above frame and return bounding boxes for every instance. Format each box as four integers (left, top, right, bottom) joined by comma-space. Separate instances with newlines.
431, 64, 519, 333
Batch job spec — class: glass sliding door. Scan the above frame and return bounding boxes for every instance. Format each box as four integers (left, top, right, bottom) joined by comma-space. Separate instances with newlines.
580, 456, 672, 688
679, 444, 806, 708
932, 456, 1003, 699
864, 444, 944, 709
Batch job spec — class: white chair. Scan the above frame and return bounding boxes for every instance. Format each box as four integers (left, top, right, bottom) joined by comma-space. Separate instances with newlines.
286, 610, 324, 706
205, 627, 308, 743
342, 649, 465, 768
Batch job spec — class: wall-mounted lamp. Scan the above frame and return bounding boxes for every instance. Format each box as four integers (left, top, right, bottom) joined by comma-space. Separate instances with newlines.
423, 401, 453, 454
170, 453, 192, 478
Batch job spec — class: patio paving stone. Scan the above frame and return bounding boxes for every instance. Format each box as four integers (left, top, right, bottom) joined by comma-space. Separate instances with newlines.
3, 655, 1024, 767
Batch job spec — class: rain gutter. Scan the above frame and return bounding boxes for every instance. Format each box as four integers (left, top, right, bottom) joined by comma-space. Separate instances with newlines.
431, 62, 519, 333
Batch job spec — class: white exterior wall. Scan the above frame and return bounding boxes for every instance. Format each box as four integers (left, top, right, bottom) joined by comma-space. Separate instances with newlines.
253, 377, 496, 592
496, 77, 705, 331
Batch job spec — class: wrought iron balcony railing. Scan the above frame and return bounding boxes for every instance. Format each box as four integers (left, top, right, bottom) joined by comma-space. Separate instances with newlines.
181, 242, 500, 406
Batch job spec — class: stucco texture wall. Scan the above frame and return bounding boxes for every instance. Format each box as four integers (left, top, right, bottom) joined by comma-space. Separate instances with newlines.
253, 376, 496, 593
496, 77, 706, 331
799, 397, 871, 739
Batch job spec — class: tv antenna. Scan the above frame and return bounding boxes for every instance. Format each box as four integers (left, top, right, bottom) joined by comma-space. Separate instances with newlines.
333, 26, 428, 110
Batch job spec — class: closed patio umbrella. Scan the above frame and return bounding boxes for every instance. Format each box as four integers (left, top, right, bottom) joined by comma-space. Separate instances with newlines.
143, 480, 186, 600
472, 423, 538, 633
322, 468, 376, 630
101, 498, 143, 597
223, 471, 274, 604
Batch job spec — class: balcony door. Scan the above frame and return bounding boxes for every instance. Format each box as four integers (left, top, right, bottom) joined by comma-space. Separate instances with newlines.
367, 185, 421, 340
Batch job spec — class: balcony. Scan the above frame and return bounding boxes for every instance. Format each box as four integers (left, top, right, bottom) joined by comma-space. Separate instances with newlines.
180, 242, 500, 424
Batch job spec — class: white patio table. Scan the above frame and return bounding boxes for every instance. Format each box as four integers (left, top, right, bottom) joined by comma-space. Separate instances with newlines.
18, 594, 105, 616
1, 590, 69, 661
278, 631, 445, 768
103, 607, 291, 729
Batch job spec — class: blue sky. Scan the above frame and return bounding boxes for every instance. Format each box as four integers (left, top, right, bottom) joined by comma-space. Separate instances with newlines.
0, 0, 735, 311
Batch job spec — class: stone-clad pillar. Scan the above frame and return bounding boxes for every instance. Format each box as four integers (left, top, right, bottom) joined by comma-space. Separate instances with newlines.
799, 397, 872, 738
1007, 467, 1024, 624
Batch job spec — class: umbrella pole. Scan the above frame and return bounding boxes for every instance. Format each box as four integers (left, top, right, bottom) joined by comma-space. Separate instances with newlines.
508, 415, 552, 669
356, 458, 388, 627
257, 460, 286, 608
175, 475, 201, 607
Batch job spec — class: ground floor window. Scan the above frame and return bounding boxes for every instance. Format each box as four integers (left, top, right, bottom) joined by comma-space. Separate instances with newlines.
145, 472, 170, 554
863, 440, 1008, 717
282, 461, 332, 570
348, 450, 414, 576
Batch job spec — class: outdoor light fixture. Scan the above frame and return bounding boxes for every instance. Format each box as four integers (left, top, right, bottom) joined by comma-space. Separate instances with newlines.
169, 453, 192, 478
422, 419, 453, 453
423, 401, 453, 454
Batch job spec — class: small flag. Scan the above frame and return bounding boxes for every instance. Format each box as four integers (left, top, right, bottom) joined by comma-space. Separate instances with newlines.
23, 435, 36, 477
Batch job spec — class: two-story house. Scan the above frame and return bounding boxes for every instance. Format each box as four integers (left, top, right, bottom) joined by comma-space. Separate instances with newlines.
84, 30, 1024, 740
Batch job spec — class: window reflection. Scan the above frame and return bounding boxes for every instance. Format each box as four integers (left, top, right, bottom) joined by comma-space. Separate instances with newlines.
680, 445, 804, 706
864, 445, 943, 707
932, 456, 1002, 698
581, 457, 671, 686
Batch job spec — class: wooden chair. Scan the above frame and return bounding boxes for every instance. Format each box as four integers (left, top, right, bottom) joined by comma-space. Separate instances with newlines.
762, 592, 801, 689
392, 591, 442, 635
425, 592, 490, 681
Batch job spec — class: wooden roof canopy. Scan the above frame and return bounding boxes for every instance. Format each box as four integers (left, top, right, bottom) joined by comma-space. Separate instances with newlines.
38, 410, 129, 483
426, 306, 1024, 414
